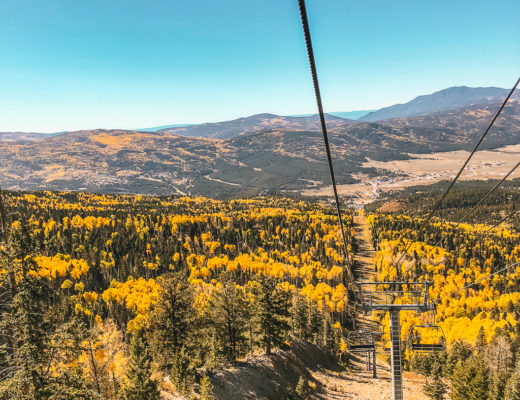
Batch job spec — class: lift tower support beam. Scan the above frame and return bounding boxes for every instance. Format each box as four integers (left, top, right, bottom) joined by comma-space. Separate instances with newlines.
390, 310, 403, 400
356, 281, 434, 400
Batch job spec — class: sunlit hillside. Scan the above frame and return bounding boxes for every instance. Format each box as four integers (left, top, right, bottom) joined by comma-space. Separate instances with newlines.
2, 190, 520, 399
369, 213, 520, 343
1, 101, 519, 199
0, 191, 356, 399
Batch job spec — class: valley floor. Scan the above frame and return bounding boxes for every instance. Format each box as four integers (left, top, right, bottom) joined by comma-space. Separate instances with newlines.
303, 143, 520, 205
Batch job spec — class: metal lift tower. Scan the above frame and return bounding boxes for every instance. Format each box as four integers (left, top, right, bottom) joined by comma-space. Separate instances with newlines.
356, 282, 435, 400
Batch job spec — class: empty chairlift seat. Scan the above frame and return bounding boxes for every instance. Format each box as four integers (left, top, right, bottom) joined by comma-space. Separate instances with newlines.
347, 330, 376, 353
406, 324, 446, 352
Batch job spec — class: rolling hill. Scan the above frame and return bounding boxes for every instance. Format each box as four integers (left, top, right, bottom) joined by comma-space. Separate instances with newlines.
157, 113, 353, 139
1, 101, 519, 197
378, 99, 520, 147
0, 131, 62, 142
2, 86, 514, 143
135, 111, 374, 133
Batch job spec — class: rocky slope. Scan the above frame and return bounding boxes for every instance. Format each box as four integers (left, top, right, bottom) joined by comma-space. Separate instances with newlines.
205, 339, 341, 400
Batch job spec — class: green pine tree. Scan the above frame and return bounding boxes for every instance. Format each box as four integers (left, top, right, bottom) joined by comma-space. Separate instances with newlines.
170, 346, 193, 395
290, 294, 311, 340
505, 369, 520, 400
446, 340, 473, 377
476, 326, 487, 355
307, 300, 324, 345
490, 371, 509, 400
411, 353, 440, 376
48, 367, 99, 400
254, 275, 291, 355
208, 279, 249, 362
199, 375, 215, 400
450, 356, 490, 400
120, 332, 160, 400
424, 362, 447, 400
450, 360, 470, 400
149, 272, 194, 370
206, 331, 223, 370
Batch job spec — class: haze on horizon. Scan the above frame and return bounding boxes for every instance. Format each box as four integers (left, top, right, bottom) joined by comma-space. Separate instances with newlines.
0, 0, 519, 133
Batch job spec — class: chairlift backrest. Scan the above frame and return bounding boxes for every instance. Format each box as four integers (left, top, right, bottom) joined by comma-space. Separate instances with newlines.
347, 330, 376, 353
406, 324, 446, 353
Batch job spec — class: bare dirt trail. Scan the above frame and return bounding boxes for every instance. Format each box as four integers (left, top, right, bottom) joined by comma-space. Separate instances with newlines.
353, 212, 376, 280
311, 358, 428, 400
352, 212, 381, 333
309, 212, 429, 400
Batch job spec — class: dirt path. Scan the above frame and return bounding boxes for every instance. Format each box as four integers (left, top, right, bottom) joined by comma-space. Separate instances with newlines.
352, 212, 380, 333
309, 212, 429, 400
311, 356, 429, 400
353, 212, 376, 281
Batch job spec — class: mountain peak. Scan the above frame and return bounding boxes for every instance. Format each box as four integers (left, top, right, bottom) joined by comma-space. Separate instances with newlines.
359, 86, 510, 122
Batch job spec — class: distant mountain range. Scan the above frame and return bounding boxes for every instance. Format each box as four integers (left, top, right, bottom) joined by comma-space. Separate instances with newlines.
329, 110, 375, 120
289, 110, 374, 120
0, 131, 62, 142
2, 86, 515, 142
156, 113, 355, 140
359, 86, 515, 122
1, 96, 518, 197
135, 110, 374, 133
136, 123, 194, 132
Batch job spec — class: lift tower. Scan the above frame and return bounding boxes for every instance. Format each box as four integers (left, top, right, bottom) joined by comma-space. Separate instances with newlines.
356, 282, 435, 400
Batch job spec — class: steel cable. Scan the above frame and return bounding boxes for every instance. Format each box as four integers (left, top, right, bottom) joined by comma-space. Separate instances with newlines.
297, 0, 353, 278
393, 77, 520, 268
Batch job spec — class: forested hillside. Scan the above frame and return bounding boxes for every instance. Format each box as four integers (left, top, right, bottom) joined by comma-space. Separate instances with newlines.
0, 191, 355, 399
368, 210, 520, 399
368, 180, 520, 224
3, 189, 520, 399
1, 101, 518, 197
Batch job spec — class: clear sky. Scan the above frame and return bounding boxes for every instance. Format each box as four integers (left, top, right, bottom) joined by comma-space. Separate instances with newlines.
0, 0, 519, 133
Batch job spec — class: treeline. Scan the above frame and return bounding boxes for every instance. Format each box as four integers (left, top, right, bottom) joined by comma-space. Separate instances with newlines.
367, 179, 520, 225
0, 191, 355, 399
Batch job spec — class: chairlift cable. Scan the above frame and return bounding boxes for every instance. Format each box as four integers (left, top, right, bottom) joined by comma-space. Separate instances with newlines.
429, 77, 520, 218
419, 160, 520, 260
295, 3, 520, 316
393, 77, 519, 269
297, 0, 353, 276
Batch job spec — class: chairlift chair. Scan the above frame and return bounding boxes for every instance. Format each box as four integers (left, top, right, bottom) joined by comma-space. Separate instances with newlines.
347, 330, 376, 353
406, 324, 446, 352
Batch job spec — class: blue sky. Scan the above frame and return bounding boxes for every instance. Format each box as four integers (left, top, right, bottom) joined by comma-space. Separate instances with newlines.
0, 0, 519, 133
